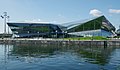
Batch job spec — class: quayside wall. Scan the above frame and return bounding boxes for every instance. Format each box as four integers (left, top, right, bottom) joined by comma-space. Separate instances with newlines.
0, 38, 120, 46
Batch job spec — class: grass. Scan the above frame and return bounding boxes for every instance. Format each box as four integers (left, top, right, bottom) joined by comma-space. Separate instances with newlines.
63, 36, 108, 40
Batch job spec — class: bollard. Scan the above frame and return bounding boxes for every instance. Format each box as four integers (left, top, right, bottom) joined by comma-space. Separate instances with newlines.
104, 41, 107, 48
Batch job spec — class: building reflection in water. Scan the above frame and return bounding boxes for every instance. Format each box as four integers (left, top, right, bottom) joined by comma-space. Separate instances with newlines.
1, 43, 120, 70
4, 43, 117, 65
1, 44, 12, 70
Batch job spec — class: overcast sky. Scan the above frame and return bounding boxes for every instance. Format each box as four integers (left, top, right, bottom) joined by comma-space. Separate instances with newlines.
0, 0, 120, 33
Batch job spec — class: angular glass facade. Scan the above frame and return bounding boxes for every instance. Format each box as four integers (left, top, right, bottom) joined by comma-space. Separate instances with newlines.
7, 22, 63, 38
117, 29, 120, 36
7, 15, 116, 38
68, 29, 113, 37
62, 16, 116, 37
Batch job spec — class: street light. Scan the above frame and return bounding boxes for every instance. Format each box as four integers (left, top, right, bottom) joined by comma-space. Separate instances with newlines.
62, 31, 64, 40
7, 16, 10, 34
37, 32, 39, 39
62, 31, 64, 38
1, 12, 10, 36
65, 31, 67, 38
55, 30, 57, 38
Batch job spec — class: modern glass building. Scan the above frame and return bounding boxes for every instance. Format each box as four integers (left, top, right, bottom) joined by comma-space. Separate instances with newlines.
116, 26, 120, 36
7, 15, 116, 38
7, 22, 63, 38
62, 15, 116, 37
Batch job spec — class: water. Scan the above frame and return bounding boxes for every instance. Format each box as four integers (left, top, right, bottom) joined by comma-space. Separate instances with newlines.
0, 44, 120, 70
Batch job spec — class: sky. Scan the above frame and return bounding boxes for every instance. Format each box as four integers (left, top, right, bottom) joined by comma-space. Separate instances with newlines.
0, 0, 120, 33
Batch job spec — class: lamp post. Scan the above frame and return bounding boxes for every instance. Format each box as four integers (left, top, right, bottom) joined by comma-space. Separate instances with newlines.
37, 32, 39, 39
1, 12, 9, 39
62, 31, 64, 40
55, 30, 57, 38
7, 16, 10, 34
65, 31, 67, 38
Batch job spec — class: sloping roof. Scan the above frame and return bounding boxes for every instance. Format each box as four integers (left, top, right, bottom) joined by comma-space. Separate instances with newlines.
62, 15, 104, 29
7, 22, 65, 27
7, 22, 52, 24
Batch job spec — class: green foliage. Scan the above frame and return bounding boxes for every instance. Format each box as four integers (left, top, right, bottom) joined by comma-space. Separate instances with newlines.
64, 36, 108, 40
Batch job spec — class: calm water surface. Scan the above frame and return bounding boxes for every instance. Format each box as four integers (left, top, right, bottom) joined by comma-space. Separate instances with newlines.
0, 44, 120, 70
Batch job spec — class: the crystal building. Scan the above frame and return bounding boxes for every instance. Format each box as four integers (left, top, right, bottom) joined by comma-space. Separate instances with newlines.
7, 15, 116, 38
62, 16, 116, 37
116, 26, 120, 36
7, 22, 63, 38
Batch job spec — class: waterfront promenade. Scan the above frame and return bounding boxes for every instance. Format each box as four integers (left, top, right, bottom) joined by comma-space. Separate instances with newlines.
0, 38, 120, 46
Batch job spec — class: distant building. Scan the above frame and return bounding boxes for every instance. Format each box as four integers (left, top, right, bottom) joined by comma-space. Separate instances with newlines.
62, 15, 116, 37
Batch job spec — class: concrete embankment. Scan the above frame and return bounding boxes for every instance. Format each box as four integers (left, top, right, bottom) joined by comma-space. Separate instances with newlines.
0, 38, 120, 46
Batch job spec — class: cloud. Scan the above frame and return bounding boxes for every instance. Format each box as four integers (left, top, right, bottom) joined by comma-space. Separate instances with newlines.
109, 9, 120, 14
89, 9, 102, 17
